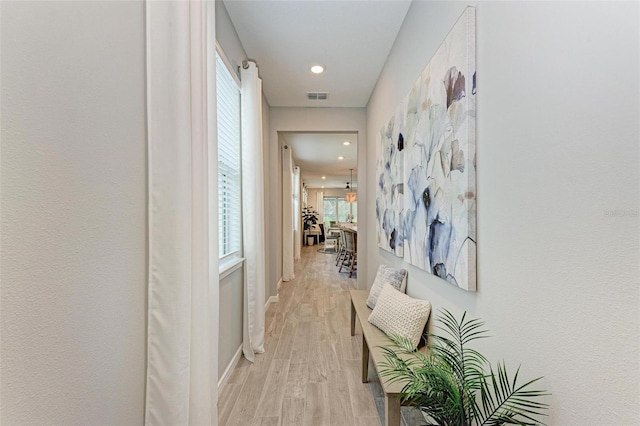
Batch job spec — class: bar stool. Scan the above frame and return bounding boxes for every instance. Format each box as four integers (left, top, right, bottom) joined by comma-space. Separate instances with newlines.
339, 229, 357, 277
335, 229, 348, 266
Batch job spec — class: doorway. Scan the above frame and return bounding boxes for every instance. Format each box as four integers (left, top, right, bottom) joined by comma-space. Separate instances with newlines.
280, 131, 359, 279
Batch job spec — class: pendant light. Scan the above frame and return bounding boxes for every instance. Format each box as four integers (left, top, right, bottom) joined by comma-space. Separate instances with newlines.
345, 169, 357, 203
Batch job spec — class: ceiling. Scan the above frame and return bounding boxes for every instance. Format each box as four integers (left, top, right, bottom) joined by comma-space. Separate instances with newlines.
282, 132, 358, 189
223, 0, 411, 108
223, 0, 411, 188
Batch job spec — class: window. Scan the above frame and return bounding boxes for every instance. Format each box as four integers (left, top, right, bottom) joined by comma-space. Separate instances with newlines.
323, 196, 357, 228
216, 51, 241, 261
323, 198, 337, 228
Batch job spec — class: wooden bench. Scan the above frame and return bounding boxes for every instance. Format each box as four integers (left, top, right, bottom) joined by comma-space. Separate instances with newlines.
350, 289, 426, 426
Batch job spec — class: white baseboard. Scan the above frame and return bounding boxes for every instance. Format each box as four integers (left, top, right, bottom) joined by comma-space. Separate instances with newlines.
265, 294, 279, 310
219, 280, 282, 393
264, 279, 282, 310
218, 345, 242, 392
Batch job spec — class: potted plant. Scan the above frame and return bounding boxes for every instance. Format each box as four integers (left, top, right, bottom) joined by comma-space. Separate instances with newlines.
379, 309, 550, 426
302, 206, 319, 231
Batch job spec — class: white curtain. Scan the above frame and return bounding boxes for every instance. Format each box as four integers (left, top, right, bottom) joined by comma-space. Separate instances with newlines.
240, 61, 266, 362
145, 1, 218, 425
282, 145, 295, 281
316, 191, 324, 228
293, 167, 301, 260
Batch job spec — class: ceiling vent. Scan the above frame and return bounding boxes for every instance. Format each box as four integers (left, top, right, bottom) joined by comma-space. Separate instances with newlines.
307, 92, 329, 101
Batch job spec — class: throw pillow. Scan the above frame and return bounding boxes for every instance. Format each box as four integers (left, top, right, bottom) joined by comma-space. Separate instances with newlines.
368, 283, 431, 349
366, 264, 407, 309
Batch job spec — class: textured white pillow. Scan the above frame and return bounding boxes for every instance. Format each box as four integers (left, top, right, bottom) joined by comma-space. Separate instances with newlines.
368, 283, 431, 349
366, 264, 408, 309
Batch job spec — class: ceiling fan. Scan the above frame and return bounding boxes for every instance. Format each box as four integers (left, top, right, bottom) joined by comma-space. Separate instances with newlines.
345, 168, 353, 189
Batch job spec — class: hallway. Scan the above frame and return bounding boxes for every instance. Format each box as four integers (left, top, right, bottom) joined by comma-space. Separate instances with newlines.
217, 245, 423, 426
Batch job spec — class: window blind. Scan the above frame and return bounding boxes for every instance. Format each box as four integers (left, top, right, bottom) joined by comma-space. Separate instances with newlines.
216, 52, 241, 259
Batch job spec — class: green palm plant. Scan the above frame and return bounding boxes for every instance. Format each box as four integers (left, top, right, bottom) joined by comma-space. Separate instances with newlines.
379, 309, 549, 426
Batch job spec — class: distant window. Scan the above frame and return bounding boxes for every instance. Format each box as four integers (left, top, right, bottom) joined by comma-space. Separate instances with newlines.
337, 197, 350, 222
323, 198, 337, 229
216, 51, 241, 260
323, 196, 357, 228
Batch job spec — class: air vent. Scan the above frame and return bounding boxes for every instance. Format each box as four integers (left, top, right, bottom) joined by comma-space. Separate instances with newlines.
307, 92, 329, 101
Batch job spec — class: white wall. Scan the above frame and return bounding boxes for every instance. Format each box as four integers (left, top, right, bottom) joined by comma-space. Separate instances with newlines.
306, 188, 322, 210
216, 0, 246, 79
1, 2, 147, 424
218, 270, 243, 382
269, 107, 367, 292
309, 188, 358, 198
366, 1, 639, 424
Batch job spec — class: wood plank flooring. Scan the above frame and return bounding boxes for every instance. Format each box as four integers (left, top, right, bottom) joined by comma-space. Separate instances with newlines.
218, 245, 424, 426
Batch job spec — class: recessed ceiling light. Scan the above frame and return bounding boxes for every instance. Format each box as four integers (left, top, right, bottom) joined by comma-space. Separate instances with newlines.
338, 156, 344, 160
321, 176, 326, 179
321, 185, 325, 189
310, 64, 325, 74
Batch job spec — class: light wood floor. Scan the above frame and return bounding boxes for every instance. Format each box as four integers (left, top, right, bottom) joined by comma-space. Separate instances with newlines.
218, 245, 424, 426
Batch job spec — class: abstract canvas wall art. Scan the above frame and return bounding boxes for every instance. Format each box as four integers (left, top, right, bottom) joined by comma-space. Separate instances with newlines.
376, 7, 477, 291
376, 103, 406, 258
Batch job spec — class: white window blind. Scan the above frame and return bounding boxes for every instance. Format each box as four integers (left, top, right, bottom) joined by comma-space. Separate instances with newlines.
216, 52, 241, 260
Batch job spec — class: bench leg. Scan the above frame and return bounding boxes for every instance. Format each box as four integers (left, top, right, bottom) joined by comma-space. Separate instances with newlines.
385, 395, 401, 426
361, 335, 369, 383
350, 301, 356, 336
